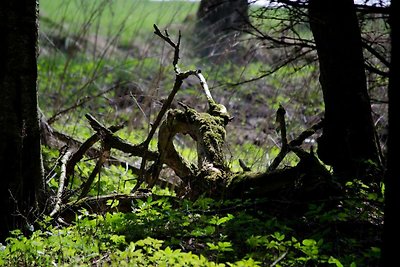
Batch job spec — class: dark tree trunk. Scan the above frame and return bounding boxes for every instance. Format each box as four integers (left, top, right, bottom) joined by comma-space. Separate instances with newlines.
308, 0, 380, 179
382, 1, 400, 266
195, 0, 249, 57
0, 1, 44, 241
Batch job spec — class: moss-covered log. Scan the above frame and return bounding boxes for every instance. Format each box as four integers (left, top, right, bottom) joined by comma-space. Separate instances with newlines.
154, 101, 336, 200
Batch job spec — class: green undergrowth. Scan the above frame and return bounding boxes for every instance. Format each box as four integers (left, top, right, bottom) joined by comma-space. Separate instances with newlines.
0, 182, 383, 266
4, 147, 386, 266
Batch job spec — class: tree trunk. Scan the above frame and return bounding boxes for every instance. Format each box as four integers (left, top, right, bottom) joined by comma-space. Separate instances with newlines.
0, 1, 44, 241
382, 1, 400, 265
308, 0, 380, 179
195, 0, 249, 58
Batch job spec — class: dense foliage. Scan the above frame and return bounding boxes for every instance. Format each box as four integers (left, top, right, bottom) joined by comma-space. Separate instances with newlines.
0, 180, 383, 266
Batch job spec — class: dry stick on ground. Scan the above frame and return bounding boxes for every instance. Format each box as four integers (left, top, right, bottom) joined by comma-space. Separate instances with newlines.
49, 150, 73, 217
79, 113, 158, 199
41, 114, 145, 191
131, 24, 199, 193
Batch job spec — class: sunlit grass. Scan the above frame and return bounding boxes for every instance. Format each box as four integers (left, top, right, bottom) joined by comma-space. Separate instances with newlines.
39, 0, 199, 44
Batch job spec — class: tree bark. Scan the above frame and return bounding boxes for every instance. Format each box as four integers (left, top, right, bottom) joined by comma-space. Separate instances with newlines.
0, 1, 44, 241
382, 1, 400, 265
308, 0, 380, 179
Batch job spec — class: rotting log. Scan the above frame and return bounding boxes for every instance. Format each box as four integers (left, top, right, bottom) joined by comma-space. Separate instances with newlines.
153, 102, 335, 200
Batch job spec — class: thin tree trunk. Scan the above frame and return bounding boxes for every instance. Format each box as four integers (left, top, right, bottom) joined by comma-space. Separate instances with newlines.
309, 0, 380, 179
0, 1, 44, 241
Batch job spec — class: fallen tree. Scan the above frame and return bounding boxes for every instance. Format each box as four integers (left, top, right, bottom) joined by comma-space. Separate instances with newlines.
42, 25, 341, 222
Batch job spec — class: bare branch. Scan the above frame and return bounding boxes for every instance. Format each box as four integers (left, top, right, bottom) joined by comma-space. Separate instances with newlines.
79, 143, 110, 200
49, 150, 73, 217
153, 24, 181, 71
195, 71, 214, 105
132, 25, 199, 192
361, 38, 390, 68
289, 119, 323, 147
228, 48, 315, 87
66, 121, 125, 185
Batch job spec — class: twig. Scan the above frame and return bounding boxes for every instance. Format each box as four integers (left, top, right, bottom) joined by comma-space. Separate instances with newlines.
130, 91, 149, 123
270, 250, 288, 267
227, 48, 314, 87
47, 83, 119, 125
288, 119, 323, 147
84, 114, 158, 160
49, 150, 73, 217
153, 24, 181, 72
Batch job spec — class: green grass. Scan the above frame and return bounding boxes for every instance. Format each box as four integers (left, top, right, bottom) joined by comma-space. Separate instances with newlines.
39, 0, 199, 44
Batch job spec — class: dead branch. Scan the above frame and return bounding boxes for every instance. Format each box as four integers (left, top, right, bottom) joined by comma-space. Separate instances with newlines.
42, 114, 143, 178
132, 25, 199, 192
288, 119, 323, 147
267, 105, 324, 172
153, 24, 181, 71
49, 150, 73, 217
65, 121, 125, 187
84, 114, 158, 160
79, 143, 111, 199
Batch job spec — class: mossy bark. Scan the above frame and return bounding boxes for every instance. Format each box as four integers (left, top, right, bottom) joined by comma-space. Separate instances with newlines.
157, 106, 229, 199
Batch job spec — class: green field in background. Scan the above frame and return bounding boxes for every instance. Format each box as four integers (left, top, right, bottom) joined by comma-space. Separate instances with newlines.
39, 0, 199, 43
